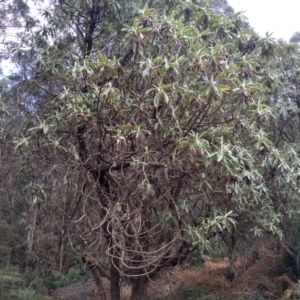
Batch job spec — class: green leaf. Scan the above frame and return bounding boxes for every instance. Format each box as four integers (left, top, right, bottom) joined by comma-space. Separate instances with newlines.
142, 67, 150, 78
154, 93, 160, 108
217, 153, 223, 162
116, 202, 122, 212
43, 125, 49, 135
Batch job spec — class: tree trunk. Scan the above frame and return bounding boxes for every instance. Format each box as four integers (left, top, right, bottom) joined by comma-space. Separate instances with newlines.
91, 266, 107, 300
130, 276, 148, 300
58, 223, 68, 274
110, 256, 121, 300
26, 198, 38, 268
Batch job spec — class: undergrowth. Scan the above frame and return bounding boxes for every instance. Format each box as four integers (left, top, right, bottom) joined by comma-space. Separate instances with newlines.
43, 266, 91, 290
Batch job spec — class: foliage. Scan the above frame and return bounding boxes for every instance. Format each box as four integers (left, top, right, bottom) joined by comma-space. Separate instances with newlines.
211, 0, 234, 14
25, 1, 286, 284
0, 267, 44, 300
263, 39, 300, 263
0, 267, 24, 287
9, 288, 44, 300
9, 1, 300, 299
43, 266, 91, 290
177, 283, 208, 300
290, 32, 300, 44
204, 239, 229, 259
2, 0, 300, 299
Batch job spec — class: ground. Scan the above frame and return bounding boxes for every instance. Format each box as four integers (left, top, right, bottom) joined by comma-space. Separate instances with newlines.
48, 247, 298, 300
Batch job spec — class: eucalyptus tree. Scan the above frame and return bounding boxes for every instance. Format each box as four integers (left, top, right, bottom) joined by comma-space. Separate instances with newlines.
0, 0, 38, 232
0, 71, 44, 292
0, 0, 49, 272
0, 0, 39, 68
0, 71, 39, 272
11, 0, 300, 299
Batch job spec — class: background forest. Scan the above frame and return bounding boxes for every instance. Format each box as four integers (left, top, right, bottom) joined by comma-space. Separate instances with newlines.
2, 0, 300, 299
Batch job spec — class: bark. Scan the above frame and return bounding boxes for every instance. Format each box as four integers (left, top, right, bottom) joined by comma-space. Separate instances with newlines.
91, 266, 107, 300
26, 198, 38, 268
58, 225, 67, 274
110, 256, 121, 300
130, 276, 148, 300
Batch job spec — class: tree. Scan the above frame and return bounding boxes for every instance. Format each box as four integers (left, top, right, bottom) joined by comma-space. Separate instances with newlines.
10, 1, 300, 299
0, 0, 46, 263
211, 0, 234, 14
290, 32, 300, 44
261, 39, 300, 264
